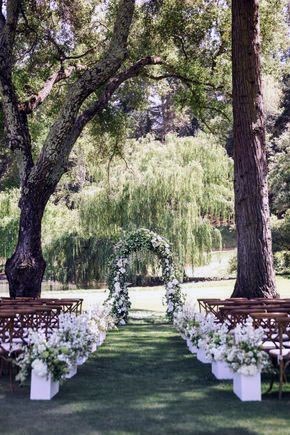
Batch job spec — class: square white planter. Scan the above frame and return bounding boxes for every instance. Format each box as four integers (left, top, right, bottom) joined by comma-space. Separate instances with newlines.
212, 361, 233, 380
77, 356, 88, 366
186, 339, 197, 354
30, 370, 59, 400
98, 331, 106, 346
197, 348, 212, 364
233, 372, 261, 401
65, 364, 77, 379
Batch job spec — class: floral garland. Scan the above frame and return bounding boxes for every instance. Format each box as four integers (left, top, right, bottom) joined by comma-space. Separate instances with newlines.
107, 228, 184, 324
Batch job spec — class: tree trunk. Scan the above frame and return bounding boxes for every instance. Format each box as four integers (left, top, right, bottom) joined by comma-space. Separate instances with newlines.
5, 193, 46, 298
231, 0, 277, 298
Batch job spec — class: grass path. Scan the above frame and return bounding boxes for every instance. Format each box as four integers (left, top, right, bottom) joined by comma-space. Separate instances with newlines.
1, 321, 290, 435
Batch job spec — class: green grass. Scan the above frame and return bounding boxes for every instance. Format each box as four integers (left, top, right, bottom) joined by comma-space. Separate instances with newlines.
1, 317, 290, 435
0, 276, 289, 434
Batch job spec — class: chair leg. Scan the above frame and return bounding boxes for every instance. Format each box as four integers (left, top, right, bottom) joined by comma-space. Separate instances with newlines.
9, 362, 14, 392
279, 360, 284, 400
264, 374, 275, 394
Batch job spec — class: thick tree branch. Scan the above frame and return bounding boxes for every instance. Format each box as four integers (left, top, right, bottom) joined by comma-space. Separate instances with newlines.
0, 152, 12, 184
144, 71, 222, 91
75, 56, 163, 133
29, 0, 136, 194
45, 57, 162, 186
0, 1, 5, 32
19, 65, 84, 114
0, 1, 33, 185
4, 0, 19, 54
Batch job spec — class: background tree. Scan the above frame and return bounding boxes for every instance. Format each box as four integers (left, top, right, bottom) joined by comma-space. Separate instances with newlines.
231, 0, 276, 297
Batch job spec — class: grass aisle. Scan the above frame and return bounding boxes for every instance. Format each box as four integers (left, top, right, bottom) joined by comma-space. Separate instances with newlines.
1, 322, 290, 435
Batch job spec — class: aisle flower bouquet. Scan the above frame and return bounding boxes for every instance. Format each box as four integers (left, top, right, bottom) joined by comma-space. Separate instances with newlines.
57, 313, 95, 363
87, 303, 116, 335
196, 313, 218, 350
204, 322, 232, 361
225, 318, 270, 375
173, 302, 197, 340
16, 329, 72, 383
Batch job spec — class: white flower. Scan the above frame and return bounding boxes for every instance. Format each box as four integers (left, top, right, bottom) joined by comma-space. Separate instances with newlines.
31, 359, 48, 378
114, 282, 121, 292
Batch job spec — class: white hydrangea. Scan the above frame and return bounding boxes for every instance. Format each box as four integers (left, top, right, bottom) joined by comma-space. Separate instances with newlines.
31, 359, 48, 378
225, 317, 270, 375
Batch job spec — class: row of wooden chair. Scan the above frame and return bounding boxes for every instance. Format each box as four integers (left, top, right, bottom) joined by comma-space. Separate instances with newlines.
0, 297, 83, 389
0, 297, 83, 315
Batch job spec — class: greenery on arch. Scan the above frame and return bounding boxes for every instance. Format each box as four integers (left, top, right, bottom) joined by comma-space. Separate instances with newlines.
107, 228, 184, 324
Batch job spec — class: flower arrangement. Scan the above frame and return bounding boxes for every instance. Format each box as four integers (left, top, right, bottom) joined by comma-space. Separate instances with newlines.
16, 304, 114, 384
196, 313, 219, 350
173, 302, 197, 339
86, 302, 116, 345
225, 318, 270, 375
204, 322, 232, 361
57, 313, 96, 364
107, 228, 184, 324
16, 329, 72, 383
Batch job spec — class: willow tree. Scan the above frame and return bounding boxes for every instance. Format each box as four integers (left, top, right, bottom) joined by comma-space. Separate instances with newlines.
231, 0, 276, 297
80, 134, 233, 269
23, 133, 232, 285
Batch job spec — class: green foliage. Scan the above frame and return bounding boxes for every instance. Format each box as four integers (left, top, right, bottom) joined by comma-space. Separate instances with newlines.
0, 190, 19, 268
0, 133, 233, 284
269, 127, 290, 216
273, 251, 290, 275
44, 234, 114, 286
1, 0, 288, 287
272, 210, 290, 253
80, 133, 233, 271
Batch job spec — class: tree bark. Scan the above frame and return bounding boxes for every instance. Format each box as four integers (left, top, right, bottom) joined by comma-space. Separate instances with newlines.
5, 192, 46, 297
231, 0, 277, 298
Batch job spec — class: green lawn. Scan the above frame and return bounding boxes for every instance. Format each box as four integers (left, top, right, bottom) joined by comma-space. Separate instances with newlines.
1, 316, 290, 435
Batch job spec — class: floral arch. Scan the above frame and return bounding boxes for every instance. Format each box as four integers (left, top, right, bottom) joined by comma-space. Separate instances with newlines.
107, 228, 183, 324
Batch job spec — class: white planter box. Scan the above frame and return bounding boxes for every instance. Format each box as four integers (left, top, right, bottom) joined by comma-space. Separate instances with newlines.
197, 348, 212, 364
233, 372, 261, 401
212, 361, 233, 380
186, 339, 197, 354
30, 370, 59, 400
65, 364, 77, 379
98, 331, 106, 346
77, 356, 88, 366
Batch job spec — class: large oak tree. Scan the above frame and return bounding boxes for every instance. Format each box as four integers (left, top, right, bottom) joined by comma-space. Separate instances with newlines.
0, 0, 164, 296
